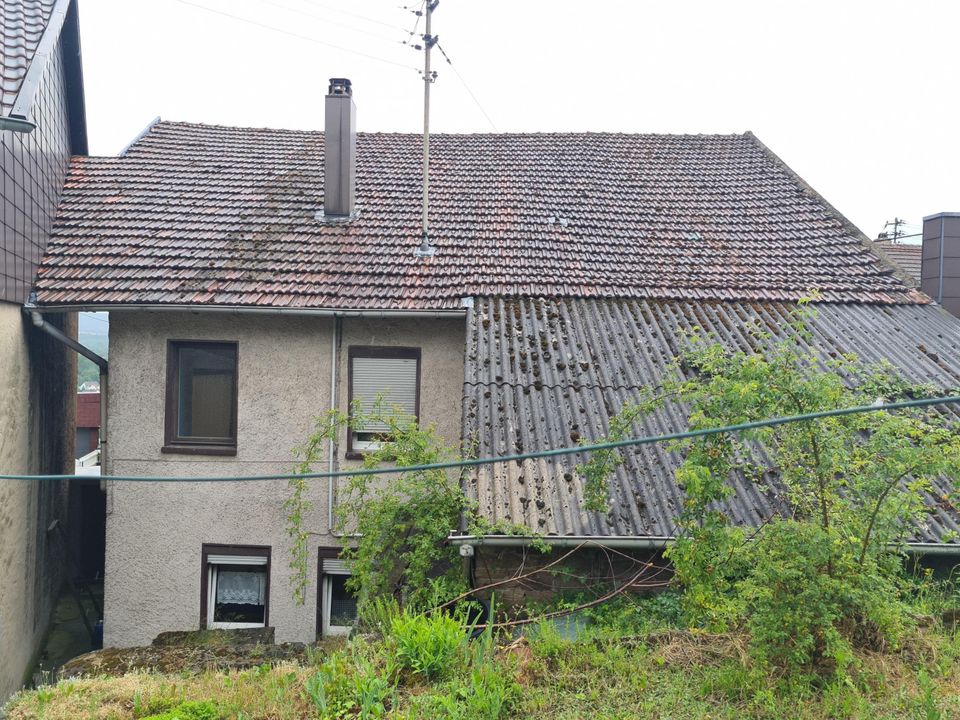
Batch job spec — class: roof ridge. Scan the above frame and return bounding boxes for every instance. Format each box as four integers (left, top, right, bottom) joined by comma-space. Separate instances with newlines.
146, 119, 750, 140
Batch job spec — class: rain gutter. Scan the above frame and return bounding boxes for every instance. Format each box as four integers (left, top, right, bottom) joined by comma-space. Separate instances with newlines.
447, 535, 675, 549
448, 535, 960, 556
28, 304, 467, 319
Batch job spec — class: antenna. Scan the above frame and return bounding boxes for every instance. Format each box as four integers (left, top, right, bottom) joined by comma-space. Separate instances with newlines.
414, 0, 439, 258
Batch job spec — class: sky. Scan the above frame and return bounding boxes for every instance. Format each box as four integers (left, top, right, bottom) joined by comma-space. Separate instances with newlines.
77, 0, 959, 241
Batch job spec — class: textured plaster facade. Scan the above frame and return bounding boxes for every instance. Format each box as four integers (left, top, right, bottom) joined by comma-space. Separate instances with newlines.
104, 311, 465, 647
0, 28, 78, 699
0, 306, 74, 699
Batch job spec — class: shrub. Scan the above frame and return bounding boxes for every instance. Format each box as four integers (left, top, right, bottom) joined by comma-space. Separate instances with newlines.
390, 610, 465, 679
141, 700, 220, 720
579, 303, 960, 676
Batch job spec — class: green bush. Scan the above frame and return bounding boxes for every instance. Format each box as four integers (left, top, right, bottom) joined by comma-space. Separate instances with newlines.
390, 610, 465, 679
141, 700, 220, 720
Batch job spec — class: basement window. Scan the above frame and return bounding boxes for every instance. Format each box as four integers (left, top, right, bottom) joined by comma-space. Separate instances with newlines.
201, 545, 270, 630
347, 346, 420, 456
164, 341, 238, 455
318, 551, 357, 637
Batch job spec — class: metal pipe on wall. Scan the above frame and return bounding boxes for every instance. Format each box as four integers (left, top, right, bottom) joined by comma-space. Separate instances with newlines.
26, 307, 109, 459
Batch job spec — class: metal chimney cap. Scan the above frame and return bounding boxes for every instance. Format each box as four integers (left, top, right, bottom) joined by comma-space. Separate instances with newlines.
327, 78, 353, 96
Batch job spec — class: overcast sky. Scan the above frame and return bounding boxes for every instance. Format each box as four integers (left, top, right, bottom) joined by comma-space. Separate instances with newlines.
78, 0, 958, 240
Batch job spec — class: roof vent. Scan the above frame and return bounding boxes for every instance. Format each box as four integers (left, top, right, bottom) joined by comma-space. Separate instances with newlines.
323, 78, 356, 219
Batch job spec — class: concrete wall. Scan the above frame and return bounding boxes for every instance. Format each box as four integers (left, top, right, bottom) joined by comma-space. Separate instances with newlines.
0, 306, 74, 699
104, 311, 465, 647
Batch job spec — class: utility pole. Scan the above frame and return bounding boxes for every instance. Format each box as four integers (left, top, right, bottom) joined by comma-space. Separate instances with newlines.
882, 217, 905, 242
415, 1, 439, 257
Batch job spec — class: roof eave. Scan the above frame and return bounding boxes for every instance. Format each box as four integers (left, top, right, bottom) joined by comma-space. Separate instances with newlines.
28, 301, 468, 319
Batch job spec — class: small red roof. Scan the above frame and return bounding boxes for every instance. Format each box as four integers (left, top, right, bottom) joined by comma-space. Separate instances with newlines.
76, 392, 99, 428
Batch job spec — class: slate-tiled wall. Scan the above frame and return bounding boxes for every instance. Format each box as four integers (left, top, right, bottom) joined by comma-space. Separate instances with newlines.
1, 38, 71, 304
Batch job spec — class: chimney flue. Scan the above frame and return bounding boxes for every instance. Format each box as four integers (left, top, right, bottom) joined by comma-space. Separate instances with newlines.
323, 78, 356, 218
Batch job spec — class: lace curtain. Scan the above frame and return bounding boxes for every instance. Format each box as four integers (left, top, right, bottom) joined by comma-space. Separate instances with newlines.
216, 569, 265, 605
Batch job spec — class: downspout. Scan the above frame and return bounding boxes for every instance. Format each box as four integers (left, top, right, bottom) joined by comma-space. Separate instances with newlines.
26, 307, 109, 465
328, 315, 344, 537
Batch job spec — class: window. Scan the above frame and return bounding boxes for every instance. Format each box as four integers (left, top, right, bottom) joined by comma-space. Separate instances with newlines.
201, 544, 270, 630
347, 346, 420, 455
164, 341, 238, 455
317, 549, 358, 637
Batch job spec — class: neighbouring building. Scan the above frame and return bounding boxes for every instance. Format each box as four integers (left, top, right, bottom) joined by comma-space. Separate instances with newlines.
75, 390, 99, 458
921, 212, 960, 318
872, 238, 921, 287
0, 0, 88, 699
30, 81, 960, 647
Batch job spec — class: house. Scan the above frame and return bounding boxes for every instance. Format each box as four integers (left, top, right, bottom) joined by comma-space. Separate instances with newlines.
30, 80, 960, 647
872, 238, 921, 287
75, 390, 100, 458
0, 0, 88, 699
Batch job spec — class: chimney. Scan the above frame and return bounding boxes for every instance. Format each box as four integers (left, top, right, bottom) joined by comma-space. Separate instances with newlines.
921, 212, 960, 316
323, 78, 356, 218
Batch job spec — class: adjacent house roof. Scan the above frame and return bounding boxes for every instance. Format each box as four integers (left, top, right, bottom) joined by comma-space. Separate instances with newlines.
76, 390, 100, 428
0, 0, 86, 149
463, 296, 960, 543
873, 239, 922, 286
0, 0, 56, 115
35, 121, 922, 310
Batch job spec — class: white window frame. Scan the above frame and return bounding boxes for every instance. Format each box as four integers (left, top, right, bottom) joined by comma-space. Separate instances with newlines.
206, 554, 268, 630
321, 560, 356, 637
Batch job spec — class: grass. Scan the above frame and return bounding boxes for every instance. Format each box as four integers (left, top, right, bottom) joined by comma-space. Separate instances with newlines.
6, 623, 960, 720
8, 588, 960, 720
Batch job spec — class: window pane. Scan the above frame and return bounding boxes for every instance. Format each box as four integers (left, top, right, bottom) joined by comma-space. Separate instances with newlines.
351, 356, 417, 432
329, 574, 358, 627
214, 565, 265, 624
177, 344, 236, 440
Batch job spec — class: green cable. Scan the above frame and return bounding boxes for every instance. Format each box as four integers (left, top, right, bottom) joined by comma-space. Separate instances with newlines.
4, 395, 959, 482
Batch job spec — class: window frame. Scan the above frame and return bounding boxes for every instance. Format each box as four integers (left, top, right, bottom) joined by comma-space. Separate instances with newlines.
346, 346, 421, 459
316, 547, 357, 638
200, 543, 271, 630
163, 340, 239, 456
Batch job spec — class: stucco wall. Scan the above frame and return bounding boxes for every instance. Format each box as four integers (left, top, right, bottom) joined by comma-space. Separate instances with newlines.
0, 306, 73, 699
104, 311, 465, 647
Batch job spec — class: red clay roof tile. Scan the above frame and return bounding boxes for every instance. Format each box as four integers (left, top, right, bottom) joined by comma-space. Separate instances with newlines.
35, 121, 923, 309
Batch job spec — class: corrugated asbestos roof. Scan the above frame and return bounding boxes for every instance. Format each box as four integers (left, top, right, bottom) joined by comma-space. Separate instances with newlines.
36, 121, 924, 309
873, 239, 922, 287
0, 0, 55, 115
463, 297, 960, 543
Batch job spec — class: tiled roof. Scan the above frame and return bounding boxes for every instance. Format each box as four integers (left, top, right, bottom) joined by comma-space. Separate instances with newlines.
36, 121, 924, 309
873, 239, 922, 286
0, 0, 56, 115
463, 296, 960, 542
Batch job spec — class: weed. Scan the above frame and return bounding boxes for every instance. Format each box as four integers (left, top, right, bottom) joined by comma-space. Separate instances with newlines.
390, 610, 465, 679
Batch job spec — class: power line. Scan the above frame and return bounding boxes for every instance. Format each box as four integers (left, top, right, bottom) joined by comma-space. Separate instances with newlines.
5, 394, 958, 481
435, 41, 498, 132
292, 0, 402, 30
172, 0, 418, 71
256, 0, 403, 43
